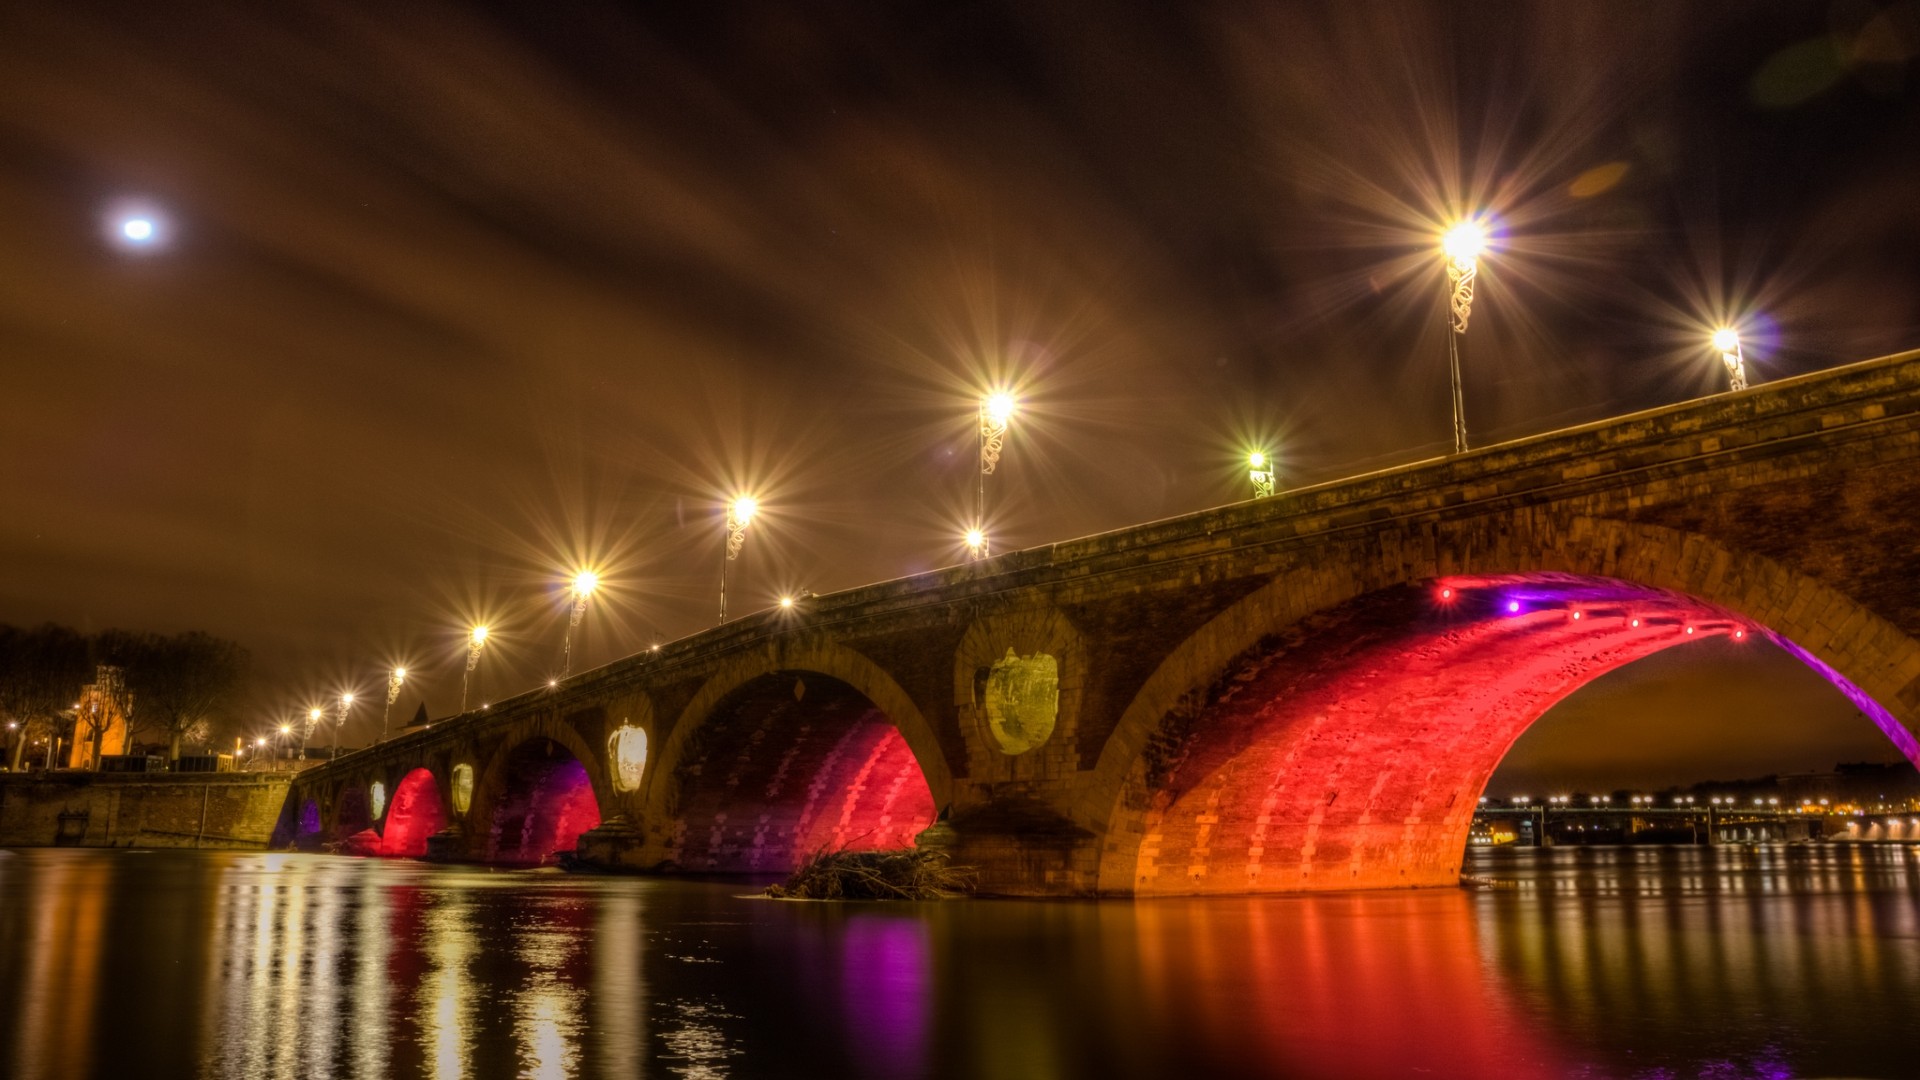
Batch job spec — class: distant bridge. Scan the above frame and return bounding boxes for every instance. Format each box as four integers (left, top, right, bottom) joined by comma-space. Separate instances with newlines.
281, 349, 1920, 896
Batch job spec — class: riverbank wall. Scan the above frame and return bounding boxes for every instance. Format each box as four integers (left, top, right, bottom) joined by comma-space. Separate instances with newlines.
0, 772, 290, 849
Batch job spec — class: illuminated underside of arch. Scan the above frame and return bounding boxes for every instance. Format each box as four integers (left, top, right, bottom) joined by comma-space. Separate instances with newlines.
670, 673, 937, 873
1107, 573, 1894, 896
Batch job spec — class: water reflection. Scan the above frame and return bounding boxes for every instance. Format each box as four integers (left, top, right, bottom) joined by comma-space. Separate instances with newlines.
1, 845, 1919, 1079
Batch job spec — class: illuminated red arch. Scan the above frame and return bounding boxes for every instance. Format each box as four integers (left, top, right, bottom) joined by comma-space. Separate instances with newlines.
1100, 573, 1913, 896
379, 767, 447, 857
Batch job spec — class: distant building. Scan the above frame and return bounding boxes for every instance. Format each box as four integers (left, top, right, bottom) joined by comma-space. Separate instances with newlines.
67, 666, 132, 769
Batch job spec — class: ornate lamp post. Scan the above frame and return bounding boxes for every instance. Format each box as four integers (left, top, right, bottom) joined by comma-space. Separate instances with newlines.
562, 571, 598, 678
973, 392, 1015, 558
1441, 219, 1488, 454
379, 668, 405, 743
333, 693, 354, 758
719, 496, 757, 624
1713, 327, 1747, 391
1248, 451, 1276, 499
462, 626, 488, 713
300, 707, 322, 760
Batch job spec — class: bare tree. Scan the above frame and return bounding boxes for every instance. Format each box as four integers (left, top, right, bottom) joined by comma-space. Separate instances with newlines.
0, 624, 92, 769
119, 631, 249, 762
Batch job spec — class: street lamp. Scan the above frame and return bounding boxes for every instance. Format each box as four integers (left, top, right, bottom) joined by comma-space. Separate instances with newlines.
462, 626, 488, 713
1441, 219, 1488, 454
300, 707, 323, 760
562, 571, 599, 678
380, 667, 406, 743
719, 496, 758, 624
333, 693, 355, 758
1248, 451, 1276, 499
1712, 327, 1747, 392
974, 392, 1016, 559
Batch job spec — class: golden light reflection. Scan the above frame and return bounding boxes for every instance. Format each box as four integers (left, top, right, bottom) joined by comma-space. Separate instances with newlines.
424, 891, 476, 1080
512, 906, 587, 1080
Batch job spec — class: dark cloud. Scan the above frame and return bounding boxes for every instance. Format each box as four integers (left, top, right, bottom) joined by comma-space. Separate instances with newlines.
1, 1, 1916, 768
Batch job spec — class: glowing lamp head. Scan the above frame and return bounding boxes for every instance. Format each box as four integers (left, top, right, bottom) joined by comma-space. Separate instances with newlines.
984, 392, 1017, 425
308, 708, 323, 722
572, 570, 600, 597
1248, 451, 1267, 469
470, 625, 489, 646
340, 693, 354, 706
1442, 220, 1487, 262
393, 667, 406, 681
548, 679, 558, 687
964, 527, 986, 550
1712, 328, 1740, 354
730, 496, 758, 525
1506, 600, 1521, 614
120, 217, 156, 243
255, 737, 266, 746
279, 725, 291, 735
779, 595, 795, 609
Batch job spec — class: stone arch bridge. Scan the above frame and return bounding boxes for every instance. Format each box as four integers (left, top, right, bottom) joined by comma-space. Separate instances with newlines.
282, 350, 1920, 896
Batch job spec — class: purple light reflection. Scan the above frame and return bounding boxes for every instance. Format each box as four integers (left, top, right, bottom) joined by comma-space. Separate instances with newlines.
839, 916, 930, 1078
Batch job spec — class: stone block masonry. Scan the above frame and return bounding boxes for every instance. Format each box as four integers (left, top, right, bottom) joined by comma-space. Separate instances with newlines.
0, 773, 291, 849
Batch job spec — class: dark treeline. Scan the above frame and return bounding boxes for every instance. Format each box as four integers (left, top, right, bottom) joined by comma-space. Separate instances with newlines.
0, 623, 248, 769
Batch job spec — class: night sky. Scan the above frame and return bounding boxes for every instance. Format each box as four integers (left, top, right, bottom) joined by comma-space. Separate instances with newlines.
2, 2, 1916, 776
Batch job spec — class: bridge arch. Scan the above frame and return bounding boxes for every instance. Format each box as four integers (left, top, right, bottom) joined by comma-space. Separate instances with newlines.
469, 720, 609, 865
377, 766, 448, 857
648, 639, 947, 873
1093, 518, 1920, 895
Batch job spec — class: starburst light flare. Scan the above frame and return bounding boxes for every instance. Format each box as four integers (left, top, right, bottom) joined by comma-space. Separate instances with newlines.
1713, 327, 1747, 391
965, 527, 988, 559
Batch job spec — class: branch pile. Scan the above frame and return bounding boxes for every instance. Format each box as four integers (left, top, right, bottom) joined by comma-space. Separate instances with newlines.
766, 848, 975, 901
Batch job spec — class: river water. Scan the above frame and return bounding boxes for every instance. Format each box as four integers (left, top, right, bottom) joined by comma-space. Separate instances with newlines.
2, 844, 1917, 1080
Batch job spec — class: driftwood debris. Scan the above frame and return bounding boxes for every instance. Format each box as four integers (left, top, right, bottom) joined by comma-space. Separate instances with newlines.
766, 848, 976, 901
